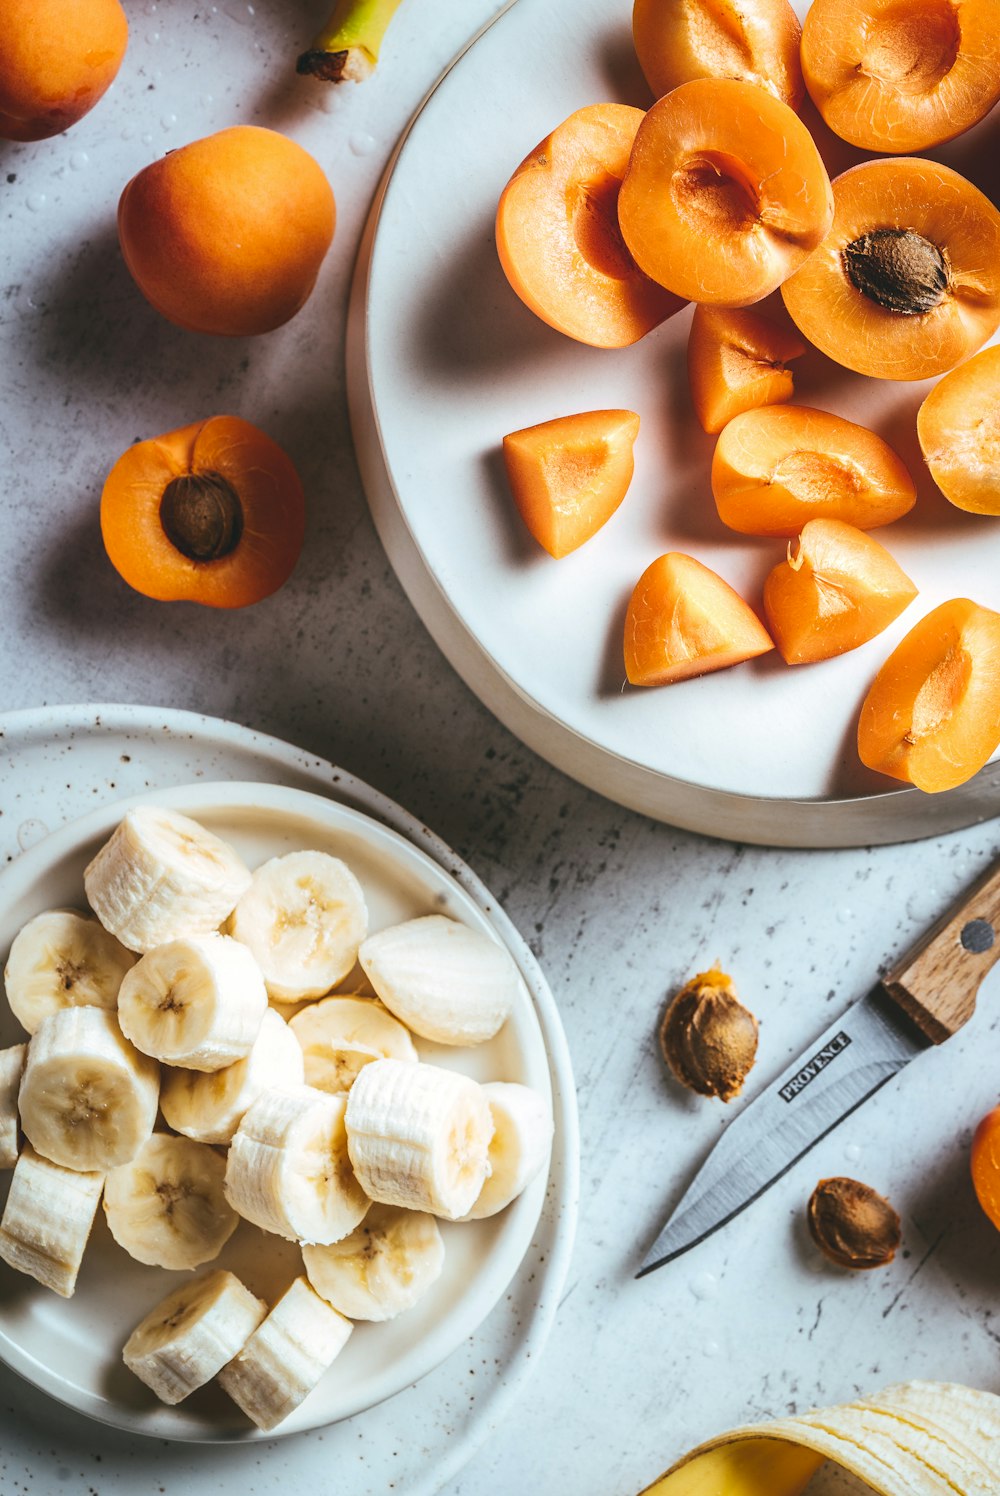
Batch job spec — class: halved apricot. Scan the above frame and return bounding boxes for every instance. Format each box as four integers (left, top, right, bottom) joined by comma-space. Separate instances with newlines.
917, 345, 1000, 516
763, 519, 917, 664
857, 598, 1000, 792
687, 305, 806, 435
781, 158, 1000, 381
712, 406, 916, 537
632, 0, 803, 110
502, 409, 640, 558
617, 79, 833, 307
624, 552, 773, 686
802, 0, 1000, 153
495, 104, 684, 349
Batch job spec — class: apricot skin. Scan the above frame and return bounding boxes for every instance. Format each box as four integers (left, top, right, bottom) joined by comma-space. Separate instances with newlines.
118, 126, 336, 338
917, 346, 1000, 517
633, 0, 803, 111
687, 305, 806, 435
972, 1107, 1000, 1234
0, 0, 127, 142
624, 552, 773, 686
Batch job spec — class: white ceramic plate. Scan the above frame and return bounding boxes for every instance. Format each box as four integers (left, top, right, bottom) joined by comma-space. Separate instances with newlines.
0, 778, 552, 1441
347, 0, 1000, 846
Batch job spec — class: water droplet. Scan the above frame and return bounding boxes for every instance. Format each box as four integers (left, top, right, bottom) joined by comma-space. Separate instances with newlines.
161, 113, 177, 131
17, 819, 49, 851
349, 132, 376, 156
320, 89, 347, 115
148, 30, 160, 42
202, 93, 214, 105
905, 889, 938, 924
690, 1271, 718, 1301
26, 193, 46, 212
247, 2, 255, 12
141, 132, 154, 146
844, 1143, 862, 1163
837, 907, 852, 924
703, 1339, 721, 1357
70, 151, 89, 171
121, 124, 135, 140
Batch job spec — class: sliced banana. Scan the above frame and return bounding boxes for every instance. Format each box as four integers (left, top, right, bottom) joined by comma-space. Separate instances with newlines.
0, 1144, 104, 1297
303, 1204, 444, 1322
84, 805, 252, 954
117, 933, 267, 1072
224, 1084, 371, 1245
18, 1007, 159, 1172
123, 1268, 266, 1405
160, 1007, 305, 1145
4, 909, 136, 1034
289, 995, 417, 1095
463, 1082, 553, 1220
218, 1275, 353, 1431
103, 1132, 238, 1270
226, 851, 368, 1002
345, 1058, 493, 1220
359, 915, 519, 1045
0, 1044, 26, 1169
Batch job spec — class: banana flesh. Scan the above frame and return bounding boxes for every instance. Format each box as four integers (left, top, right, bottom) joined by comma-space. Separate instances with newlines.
218, 1276, 352, 1431
117, 933, 267, 1071
123, 1269, 266, 1405
4, 909, 136, 1034
103, 1132, 238, 1270
303, 1202, 444, 1321
0, 1143, 104, 1297
84, 805, 252, 953
463, 1081, 553, 1220
288, 994, 416, 1095
0, 1044, 26, 1168
160, 1007, 304, 1145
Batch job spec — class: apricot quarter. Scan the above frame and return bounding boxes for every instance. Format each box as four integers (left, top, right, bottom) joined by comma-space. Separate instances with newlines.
502, 410, 640, 558
633, 0, 803, 110
763, 520, 917, 665
782, 158, 1000, 382
712, 406, 916, 537
496, 104, 683, 348
917, 345, 1000, 517
617, 79, 833, 307
118, 126, 336, 337
802, 0, 1000, 153
687, 305, 805, 435
857, 598, 1000, 792
0, 0, 127, 142
624, 552, 773, 686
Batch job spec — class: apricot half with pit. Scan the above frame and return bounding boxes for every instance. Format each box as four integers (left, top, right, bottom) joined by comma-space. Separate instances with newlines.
0, 0, 128, 142
687, 305, 806, 435
917, 345, 1000, 517
617, 79, 833, 307
632, 0, 803, 111
781, 158, 1000, 381
624, 552, 773, 686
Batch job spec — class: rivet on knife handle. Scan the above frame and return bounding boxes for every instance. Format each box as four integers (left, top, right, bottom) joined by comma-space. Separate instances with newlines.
879, 859, 1000, 1045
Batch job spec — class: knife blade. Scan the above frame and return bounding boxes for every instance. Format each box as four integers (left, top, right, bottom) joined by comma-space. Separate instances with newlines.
638, 854, 1000, 1278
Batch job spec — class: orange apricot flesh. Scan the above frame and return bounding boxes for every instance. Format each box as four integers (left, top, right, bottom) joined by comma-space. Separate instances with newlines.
617, 79, 833, 307
712, 405, 916, 537
633, 0, 804, 110
502, 409, 640, 558
495, 104, 684, 349
624, 552, 773, 686
0, 0, 127, 142
763, 519, 917, 665
802, 0, 1000, 153
857, 598, 1000, 792
781, 158, 1000, 382
917, 345, 1000, 517
687, 305, 806, 435
971, 1106, 1000, 1234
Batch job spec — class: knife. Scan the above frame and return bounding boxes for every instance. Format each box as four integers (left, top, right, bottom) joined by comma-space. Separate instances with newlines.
637, 856, 1000, 1278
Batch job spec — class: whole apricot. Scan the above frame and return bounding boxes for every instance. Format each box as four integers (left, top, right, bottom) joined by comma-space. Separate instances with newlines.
118, 126, 336, 337
0, 0, 127, 142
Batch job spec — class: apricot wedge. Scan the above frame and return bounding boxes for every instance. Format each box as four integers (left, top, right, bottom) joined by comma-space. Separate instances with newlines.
687, 305, 806, 435
617, 79, 833, 307
802, 0, 1000, 153
633, 0, 804, 110
502, 409, 640, 558
858, 598, 1000, 792
763, 519, 917, 664
624, 552, 773, 686
496, 104, 684, 349
712, 406, 916, 537
782, 158, 1000, 382
917, 345, 1000, 516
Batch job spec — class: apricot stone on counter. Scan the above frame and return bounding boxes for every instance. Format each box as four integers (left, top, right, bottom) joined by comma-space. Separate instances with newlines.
0, 0, 128, 142
802, 0, 1000, 153
617, 79, 833, 307
917, 345, 1000, 516
712, 406, 916, 538
502, 409, 640, 558
807, 1178, 901, 1270
781, 158, 1000, 381
659, 966, 759, 1102
857, 598, 1000, 793
763, 520, 917, 665
624, 552, 773, 687
632, 0, 803, 110
495, 104, 684, 349
687, 305, 806, 435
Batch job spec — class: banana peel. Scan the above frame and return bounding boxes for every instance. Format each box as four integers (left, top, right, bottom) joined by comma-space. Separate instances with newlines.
297, 0, 405, 82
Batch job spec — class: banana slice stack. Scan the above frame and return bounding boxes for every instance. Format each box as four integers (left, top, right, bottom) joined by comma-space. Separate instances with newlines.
0, 803, 554, 1432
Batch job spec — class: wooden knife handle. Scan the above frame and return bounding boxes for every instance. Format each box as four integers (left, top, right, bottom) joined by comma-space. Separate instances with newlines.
880, 858, 1000, 1044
